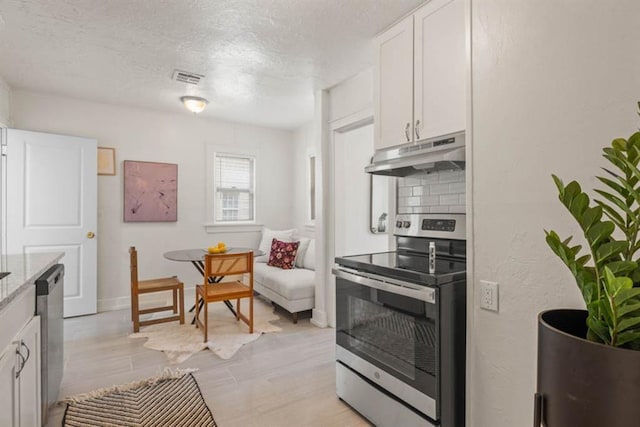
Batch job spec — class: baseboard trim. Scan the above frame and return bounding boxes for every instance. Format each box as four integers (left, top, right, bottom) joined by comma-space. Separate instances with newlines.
97, 296, 131, 312
311, 308, 328, 328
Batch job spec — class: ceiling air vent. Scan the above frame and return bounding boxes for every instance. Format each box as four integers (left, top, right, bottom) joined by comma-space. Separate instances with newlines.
172, 69, 205, 85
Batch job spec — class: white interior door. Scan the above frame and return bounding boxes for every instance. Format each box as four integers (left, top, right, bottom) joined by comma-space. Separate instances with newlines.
334, 123, 389, 257
5, 129, 97, 317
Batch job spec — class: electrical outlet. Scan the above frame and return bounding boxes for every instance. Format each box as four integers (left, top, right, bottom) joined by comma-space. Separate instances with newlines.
480, 280, 499, 312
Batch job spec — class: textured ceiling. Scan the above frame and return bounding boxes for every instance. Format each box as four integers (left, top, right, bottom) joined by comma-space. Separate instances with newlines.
0, 0, 425, 129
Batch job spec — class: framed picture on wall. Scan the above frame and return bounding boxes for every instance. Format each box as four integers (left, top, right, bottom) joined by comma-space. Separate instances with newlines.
123, 160, 178, 222
97, 147, 116, 175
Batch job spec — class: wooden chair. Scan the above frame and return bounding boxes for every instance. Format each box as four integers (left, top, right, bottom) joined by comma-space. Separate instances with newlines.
195, 251, 254, 341
129, 246, 185, 332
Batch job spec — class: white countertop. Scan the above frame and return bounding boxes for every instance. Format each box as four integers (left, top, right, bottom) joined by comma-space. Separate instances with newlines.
0, 252, 65, 310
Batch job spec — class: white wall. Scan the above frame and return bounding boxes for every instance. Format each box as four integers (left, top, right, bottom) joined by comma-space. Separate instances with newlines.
11, 90, 295, 311
328, 68, 373, 123
312, 90, 331, 327
0, 76, 11, 126
469, 1, 640, 426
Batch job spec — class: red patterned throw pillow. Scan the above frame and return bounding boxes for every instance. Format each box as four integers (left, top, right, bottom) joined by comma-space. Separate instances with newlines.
267, 238, 300, 270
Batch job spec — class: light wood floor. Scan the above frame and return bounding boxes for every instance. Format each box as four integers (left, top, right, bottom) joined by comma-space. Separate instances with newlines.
46, 297, 371, 427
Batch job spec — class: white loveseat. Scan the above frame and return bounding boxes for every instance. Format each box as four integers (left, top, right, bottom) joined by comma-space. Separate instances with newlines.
253, 229, 315, 323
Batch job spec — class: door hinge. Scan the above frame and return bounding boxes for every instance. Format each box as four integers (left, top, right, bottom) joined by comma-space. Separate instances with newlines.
1, 145, 6, 156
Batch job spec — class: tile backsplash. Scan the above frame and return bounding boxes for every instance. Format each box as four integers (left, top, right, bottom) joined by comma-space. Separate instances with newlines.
397, 169, 466, 214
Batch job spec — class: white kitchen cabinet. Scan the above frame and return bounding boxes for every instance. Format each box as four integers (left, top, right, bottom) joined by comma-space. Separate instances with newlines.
0, 316, 41, 427
17, 316, 41, 427
374, 0, 466, 150
414, 0, 466, 139
374, 15, 415, 150
0, 285, 41, 427
0, 342, 19, 426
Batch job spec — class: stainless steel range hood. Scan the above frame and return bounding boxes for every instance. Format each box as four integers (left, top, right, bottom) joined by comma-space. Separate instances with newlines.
365, 131, 465, 177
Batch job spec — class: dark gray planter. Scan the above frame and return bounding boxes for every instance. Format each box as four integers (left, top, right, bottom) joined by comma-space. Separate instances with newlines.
536, 309, 640, 427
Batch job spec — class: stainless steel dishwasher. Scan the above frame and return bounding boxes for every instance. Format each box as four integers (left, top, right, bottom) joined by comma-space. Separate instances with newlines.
36, 263, 64, 426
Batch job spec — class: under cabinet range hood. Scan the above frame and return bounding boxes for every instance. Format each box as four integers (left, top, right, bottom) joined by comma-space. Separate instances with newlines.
365, 131, 465, 177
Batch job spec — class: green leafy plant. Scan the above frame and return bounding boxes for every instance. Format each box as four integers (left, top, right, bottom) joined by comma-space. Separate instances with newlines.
546, 105, 640, 349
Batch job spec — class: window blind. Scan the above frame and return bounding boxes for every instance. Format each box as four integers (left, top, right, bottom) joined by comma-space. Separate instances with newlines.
214, 154, 255, 222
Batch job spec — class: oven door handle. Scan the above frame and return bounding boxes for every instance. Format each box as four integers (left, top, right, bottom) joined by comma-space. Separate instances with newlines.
333, 268, 436, 304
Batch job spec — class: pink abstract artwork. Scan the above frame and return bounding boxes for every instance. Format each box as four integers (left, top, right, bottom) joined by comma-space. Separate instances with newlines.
123, 161, 178, 222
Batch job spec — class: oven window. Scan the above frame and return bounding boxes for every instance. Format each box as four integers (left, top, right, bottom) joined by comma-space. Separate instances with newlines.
347, 295, 436, 380
335, 276, 438, 398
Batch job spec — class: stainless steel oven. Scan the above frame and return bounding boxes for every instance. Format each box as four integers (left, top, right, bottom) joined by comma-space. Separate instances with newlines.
334, 213, 466, 427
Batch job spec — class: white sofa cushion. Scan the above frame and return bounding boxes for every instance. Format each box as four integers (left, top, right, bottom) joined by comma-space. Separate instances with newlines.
294, 238, 312, 268
254, 263, 315, 300
303, 239, 315, 271
255, 227, 296, 262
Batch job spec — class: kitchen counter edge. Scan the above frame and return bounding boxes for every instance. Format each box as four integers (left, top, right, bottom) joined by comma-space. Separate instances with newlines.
0, 252, 65, 311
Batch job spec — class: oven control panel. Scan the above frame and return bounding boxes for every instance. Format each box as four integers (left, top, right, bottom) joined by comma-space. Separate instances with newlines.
395, 214, 466, 240
421, 219, 456, 232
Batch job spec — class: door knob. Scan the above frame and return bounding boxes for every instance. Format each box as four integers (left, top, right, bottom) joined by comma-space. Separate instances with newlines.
87, 231, 95, 239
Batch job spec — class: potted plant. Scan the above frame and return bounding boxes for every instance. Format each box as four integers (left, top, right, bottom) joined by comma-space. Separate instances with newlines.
537, 104, 640, 427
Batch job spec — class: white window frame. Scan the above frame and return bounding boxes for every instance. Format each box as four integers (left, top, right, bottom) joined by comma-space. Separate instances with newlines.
205, 145, 262, 233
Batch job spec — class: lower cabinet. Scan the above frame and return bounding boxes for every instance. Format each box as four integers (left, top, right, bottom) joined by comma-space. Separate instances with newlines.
0, 316, 41, 427
0, 342, 19, 426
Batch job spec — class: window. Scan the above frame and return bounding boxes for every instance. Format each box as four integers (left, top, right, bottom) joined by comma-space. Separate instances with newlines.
213, 153, 256, 223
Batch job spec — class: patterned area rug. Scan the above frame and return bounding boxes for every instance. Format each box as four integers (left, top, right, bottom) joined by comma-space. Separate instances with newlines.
63, 369, 216, 427
130, 296, 282, 363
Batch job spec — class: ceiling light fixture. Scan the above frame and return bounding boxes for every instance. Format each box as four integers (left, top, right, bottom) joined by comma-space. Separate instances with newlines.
180, 96, 208, 114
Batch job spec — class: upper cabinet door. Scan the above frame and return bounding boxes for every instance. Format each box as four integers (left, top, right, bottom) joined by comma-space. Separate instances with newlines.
374, 15, 415, 150
414, 0, 466, 140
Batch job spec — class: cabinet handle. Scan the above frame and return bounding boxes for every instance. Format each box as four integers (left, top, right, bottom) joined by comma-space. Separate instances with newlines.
405, 123, 411, 142
14, 341, 30, 379
15, 347, 25, 379
20, 341, 30, 365
415, 120, 421, 140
